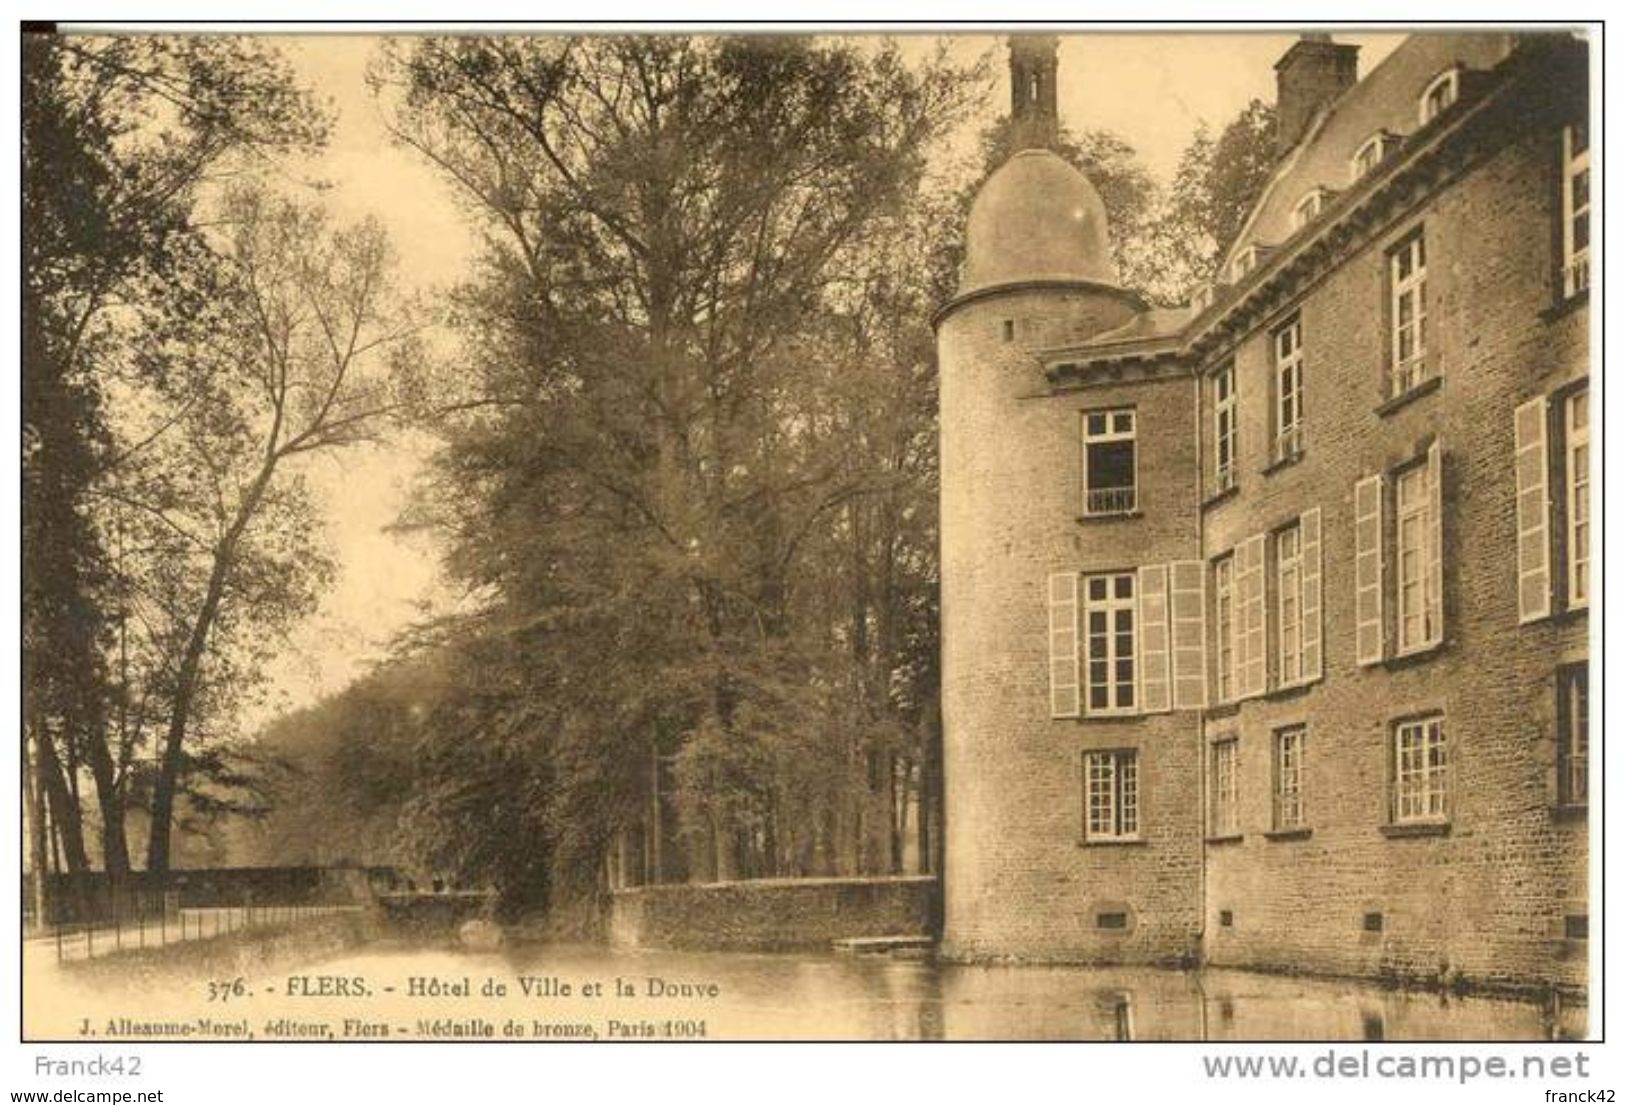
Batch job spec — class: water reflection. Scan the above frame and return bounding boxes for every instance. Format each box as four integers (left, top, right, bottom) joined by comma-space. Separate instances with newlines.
29, 935, 1588, 1041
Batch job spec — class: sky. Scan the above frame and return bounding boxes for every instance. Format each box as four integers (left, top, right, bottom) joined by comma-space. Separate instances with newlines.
246, 29, 1404, 729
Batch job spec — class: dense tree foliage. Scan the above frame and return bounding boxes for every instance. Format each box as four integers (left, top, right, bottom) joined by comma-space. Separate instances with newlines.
349, 35, 981, 907
23, 33, 329, 879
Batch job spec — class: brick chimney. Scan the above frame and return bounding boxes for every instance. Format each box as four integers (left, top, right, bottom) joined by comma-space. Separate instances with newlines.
1009, 35, 1060, 151
1274, 34, 1360, 158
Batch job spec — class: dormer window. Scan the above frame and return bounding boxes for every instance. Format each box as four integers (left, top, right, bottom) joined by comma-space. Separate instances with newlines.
1191, 283, 1216, 313
1292, 189, 1332, 231
1351, 131, 1401, 182
1231, 244, 1267, 283
1419, 67, 1462, 125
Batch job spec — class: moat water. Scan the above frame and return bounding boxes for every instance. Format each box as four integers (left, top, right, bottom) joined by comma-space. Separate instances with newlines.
27, 933, 1589, 1041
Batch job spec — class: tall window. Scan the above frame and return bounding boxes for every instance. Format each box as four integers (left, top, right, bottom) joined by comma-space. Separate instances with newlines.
1274, 317, 1304, 461
1562, 122, 1590, 298
1566, 388, 1589, 608
1084, 750, 1140, 841
1083, 410, 1137, 516
1418, 68, 1460, 124
1084, 573, 1136, 714
1395, 464, 1439, 653
1210, 738, 1239, 837
1277, 524, 1303, 685
1213, 364, 1236, 493
1214, 555, 1235, 702
1558, 664, 1588, 807
1393, 717, 1447, 824
1389, 231, 1428, 395
1274, 726, 1306, 830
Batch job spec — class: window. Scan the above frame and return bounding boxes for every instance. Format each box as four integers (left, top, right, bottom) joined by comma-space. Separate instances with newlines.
1566, 389, 1589, 608
1214, 555, 1235, 702
1213, 363, 1237, 493
1274, 317, 1304, 461
1357, 449, 1443, 663
1562, 123, 1590, 298
1351, 131, 1398, 181
1276, 524, 1303, 685
1231, 245, 1265, 282
1395, 464, 1440, 654
1418, 67, 1460, 124
1515, 388, 1588, 622
1210, 738, 1239, 837
1393, 716, 1447, 824
1292, 189, 1329, 230
1274, 726, 1306, 830
1388, 230, 1429, 396
1084, 750, 1139, 841
1558, 664, 1588, 807
1084, 573, 1136, 714
1082, 409, 1137, 516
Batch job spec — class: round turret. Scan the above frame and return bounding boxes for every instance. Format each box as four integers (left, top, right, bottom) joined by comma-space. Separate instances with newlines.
959, 148, 1119, 296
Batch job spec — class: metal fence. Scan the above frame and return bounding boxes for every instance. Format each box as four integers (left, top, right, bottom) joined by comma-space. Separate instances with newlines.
48, 897, 364, 963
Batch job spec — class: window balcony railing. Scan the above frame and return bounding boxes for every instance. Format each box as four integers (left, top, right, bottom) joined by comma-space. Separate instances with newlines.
1564, 253, 1590, 299
1084, 485, 1137, 516
1389, 356, 1435, 399
1273, 425, 1303, 464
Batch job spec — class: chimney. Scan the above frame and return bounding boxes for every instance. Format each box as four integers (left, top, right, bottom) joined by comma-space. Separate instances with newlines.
1274, 34, 1360, 158
1009, 35, 1060, 151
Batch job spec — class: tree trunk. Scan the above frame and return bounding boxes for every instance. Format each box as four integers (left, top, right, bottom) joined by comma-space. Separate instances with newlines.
146, 463, 274, 873
36, 729, 90, 874
24, 727, 51, 929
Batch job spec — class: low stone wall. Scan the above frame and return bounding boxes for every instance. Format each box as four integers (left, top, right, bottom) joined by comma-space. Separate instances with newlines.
609, 876, 938, 952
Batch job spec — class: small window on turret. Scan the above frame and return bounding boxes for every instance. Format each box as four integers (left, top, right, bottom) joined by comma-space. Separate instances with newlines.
1002, 319, 1015, 343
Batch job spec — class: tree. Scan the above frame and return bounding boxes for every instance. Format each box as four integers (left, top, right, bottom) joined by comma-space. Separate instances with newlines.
1148, 99, 1280, 298
130, 184, 422, 873
22, 32, 327, 879
372, 35, 979, 905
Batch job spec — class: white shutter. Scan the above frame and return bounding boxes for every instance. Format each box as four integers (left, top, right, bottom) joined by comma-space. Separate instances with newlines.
1138, 565, 1171, 714
1300, 507, 1323, 682
1514, 397, 1552, 623
1169, 560, 1208, 710
1426, 442, 1445, 646
1048, 572, 1080, 718
1354, 474, 1386, 665
1237, 533, 1267, 697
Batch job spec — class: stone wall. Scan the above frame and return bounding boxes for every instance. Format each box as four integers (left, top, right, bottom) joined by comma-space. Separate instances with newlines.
1197, 72, 1589, 994
608, 876, 937, 952
937, 284, 1205, 966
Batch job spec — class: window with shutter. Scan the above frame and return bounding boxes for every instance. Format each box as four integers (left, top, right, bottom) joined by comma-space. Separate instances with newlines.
1514, 397, 1552, 623
1169, 560, 1208, 710
1566, 390, 1589, 608
1300, 507, 1323, 681
1276, 524, 1303, 685
1083, 572, 1138, 714
1138, 565, 1171, 714
1237, 534, 1267, 697
1048, 572, 1080, 718
1354, 475, 1386, 665
1214, 555, 1236, 702
1425, 442, 1444, 648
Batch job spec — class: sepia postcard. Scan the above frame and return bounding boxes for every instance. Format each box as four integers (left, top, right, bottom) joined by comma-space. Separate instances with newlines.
18, 21, 1598, 1054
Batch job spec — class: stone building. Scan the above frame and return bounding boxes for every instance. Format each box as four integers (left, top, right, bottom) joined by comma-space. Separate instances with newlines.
937, 31, 1590, 994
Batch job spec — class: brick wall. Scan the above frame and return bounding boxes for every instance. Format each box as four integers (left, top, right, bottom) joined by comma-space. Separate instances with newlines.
938, 285, 1205, 965
1198, 108, 1588, 993
936, 40, 1588, 993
